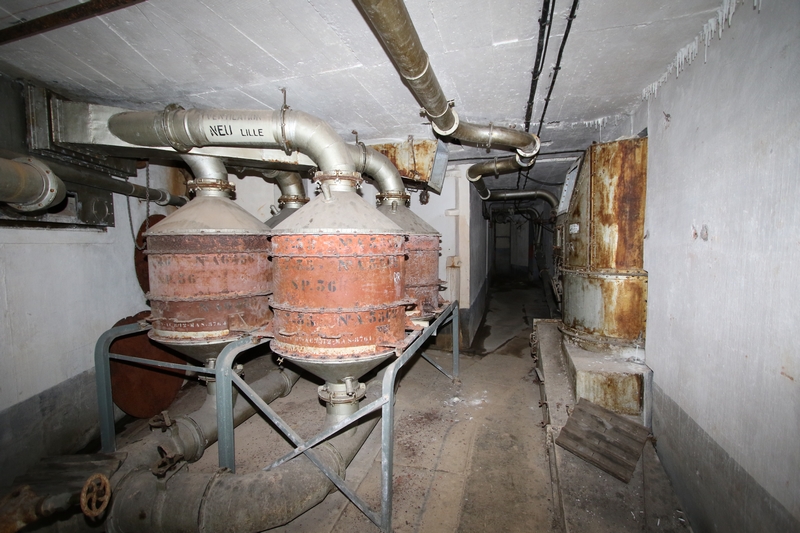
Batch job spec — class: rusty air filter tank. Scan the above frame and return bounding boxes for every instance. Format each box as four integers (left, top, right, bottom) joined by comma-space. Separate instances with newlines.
146, 193, 272, 361
377, 194, 443, 319
269, 172, 409, 383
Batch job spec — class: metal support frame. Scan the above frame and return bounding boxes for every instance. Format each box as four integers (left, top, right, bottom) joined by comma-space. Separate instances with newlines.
93, 300, 459, 532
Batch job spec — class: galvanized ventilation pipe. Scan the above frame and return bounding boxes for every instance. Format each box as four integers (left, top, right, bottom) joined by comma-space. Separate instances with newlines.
0, 155, 66, 211
108, 106, 355, 173
181, 154, 234, 198
264, 170, 308, 227
108, 375, 382, 533
354, 0, 541, 197
346, 142, 405, 197
154, 367, 300, 464
0, 149, 185, 207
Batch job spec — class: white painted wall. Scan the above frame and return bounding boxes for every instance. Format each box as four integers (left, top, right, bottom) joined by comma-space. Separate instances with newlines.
510, 217, 529, 269
642, 0, 800, 519
0, 166, 179, 412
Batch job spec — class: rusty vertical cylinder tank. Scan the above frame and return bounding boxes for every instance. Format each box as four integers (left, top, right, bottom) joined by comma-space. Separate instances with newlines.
561, 137, 648, 347
269, 172, 409, 383
146, 195, 272, 360
377, 195, 443, 319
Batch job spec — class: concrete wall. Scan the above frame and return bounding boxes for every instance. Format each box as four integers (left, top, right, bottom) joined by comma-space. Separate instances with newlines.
466, 172, 489, 344
640, 1, 800, 530
0, 165, 179, 487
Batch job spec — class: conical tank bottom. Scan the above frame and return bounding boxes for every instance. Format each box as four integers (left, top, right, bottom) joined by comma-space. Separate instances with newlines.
281, 351, 395, 384
148, 333, 239, 363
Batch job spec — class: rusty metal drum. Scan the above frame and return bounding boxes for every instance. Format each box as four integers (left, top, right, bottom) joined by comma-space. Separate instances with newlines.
269, 172, 408, 382
378, 202, 442, 318
145, 196, 272, 357
270, 233, 407, 358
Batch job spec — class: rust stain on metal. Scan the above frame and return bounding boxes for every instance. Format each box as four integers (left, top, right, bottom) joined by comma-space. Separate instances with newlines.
562, 271, 647, 342
147, 233, 272, 343
590, 138, 647, 271
0, 485, 40, 533
600, 275, 647, 340
581, 372, 644, 415
370, 139, 438, 183
565, 157, 591, 269
405, 234, 441, 316
271, 233, 408, 359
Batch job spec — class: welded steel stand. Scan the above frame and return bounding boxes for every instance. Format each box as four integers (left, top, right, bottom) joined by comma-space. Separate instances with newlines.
93, 322, 255, 455
94, 301, 460, 532
257, 300, 460, 532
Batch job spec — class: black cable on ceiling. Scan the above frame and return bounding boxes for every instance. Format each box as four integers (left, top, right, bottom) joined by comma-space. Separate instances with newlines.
523, 0, 556, 133
522, 0, 580, 190
536, 0, 580, 138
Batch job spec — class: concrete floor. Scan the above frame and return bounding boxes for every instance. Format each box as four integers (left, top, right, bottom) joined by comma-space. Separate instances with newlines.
112, 275, 687, 532
186, 276, 557, 532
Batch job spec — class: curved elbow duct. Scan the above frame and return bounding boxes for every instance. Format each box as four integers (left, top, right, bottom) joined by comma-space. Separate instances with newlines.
109, 106, 355, 173
345, 143, 406, 198
180, 154, 232, 198
263, 170, 308, 227
355, 0, 542, 199
273, 171, 307, 208
466, 158, 556, 207
485, 189, 558, 206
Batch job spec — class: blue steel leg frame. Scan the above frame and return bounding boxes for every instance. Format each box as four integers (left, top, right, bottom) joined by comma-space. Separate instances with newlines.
94, 322, 152, 453
93, 301, 460, 532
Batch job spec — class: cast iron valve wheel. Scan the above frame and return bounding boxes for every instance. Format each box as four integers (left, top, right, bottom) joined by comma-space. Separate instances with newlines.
80, 473, 111, 519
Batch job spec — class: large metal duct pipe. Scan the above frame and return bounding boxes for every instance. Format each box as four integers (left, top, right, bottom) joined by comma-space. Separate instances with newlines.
0, 149, 185, 207
108, 375, 381, 533
0, 156, 66, 211
354, 0, 541, 197
113, 367, 300, 477
181, 153, 234, 198
108, 106, 355, 173
346, 143, 405, 196
264, 170, 309, 227
470, 162, 558, 206
155, 367, 300, 464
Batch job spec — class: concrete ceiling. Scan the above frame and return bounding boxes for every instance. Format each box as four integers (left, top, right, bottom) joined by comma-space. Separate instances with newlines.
0, 0, 721, 195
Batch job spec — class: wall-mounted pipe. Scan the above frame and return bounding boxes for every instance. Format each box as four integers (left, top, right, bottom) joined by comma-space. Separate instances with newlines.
108, 374, 381, 533
0, 149, 185, 207
108, 106, 355, 173
0, 156, 66, 211
354, 0, 541, 199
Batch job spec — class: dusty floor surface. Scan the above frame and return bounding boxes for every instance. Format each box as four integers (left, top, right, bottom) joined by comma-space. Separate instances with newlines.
188, 277, 556, 532
108, 276, 688, 532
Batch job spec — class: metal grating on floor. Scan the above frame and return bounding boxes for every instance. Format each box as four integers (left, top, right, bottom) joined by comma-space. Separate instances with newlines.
555, 398, 650, 483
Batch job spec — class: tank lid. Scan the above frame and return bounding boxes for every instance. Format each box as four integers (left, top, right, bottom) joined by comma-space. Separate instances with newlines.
377, 203, 439, 236
147, 196, 269, 235
271, 189, 404, 235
